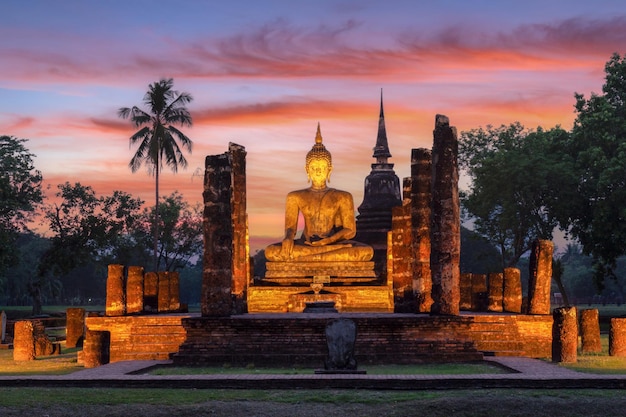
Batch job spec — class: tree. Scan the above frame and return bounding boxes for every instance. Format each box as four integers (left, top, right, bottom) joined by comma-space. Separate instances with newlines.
132, 191, 202, 272
0, 136, 43, 278
118, 78, 193, 271
459, 123, 566, 268
553, 53, 626, 288
37, 183, 143, 314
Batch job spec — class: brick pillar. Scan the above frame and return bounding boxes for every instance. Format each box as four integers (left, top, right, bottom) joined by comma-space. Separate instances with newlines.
157, 271, 171, 312
503, 267, 522, 313
230, 143, 249, 314
391, 178, 415, 312
609, 318, 626, 357
143, 272, 158, 312
126, 266, 144, 314
169, 271, 181, 311
487, 272, 504, 312
13, 320, 35, 361
202, 152, 234, 317
528, 239, 553, 315
65, 307, 85, 348
105, 264, 125, 317
411, 148, 433, 313
430, 115, 460, 315
580, 309, 602, 354
552, 306, 577, 363
83, 330, 110, 368
471, 273, 488, 311
459, 273, 472, 311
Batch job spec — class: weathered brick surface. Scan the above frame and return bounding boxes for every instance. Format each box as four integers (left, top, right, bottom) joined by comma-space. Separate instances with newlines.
459, 273, 472, 311
65, 307, 86, 348
83, 329, 110, 368
528, 240, 553, 315
552, 306, 577, 363
580, 308, 602, 353
487, 272, 504, 312
430, 115, 460, 315
13, 320, 35, 361
503, 267, 522, 313
106, 264, 126, 316
126, 266, 144, 314
411, 148, 433, 313
610, 317, 626, 357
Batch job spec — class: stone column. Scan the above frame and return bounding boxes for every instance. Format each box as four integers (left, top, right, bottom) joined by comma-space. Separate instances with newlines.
169, 271, 181, 311
158, 271, 171, 312
459, 273, 472, 311
552, 306, 577, 363
13, 320, 35, 361
609, 318, 626, 357
527, 239, 553, 315
391, 178, 414, 312
411, 148, 433, 313
430, 115, 460, 316
230, 143, 249, 314
83, 330, 110, 368
503, 267, 522, 313
143, 271, 158, 312
471, 273, 488, 311
105, 264, 126, 316
487, 272, 504, 312
126, 266, 144, 314
65, 307, 86, 348
580, 309, 602, 354
201, 152, 234, 317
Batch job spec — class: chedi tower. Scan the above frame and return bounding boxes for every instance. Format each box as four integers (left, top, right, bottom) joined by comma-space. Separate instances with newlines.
356, 92, 402, 271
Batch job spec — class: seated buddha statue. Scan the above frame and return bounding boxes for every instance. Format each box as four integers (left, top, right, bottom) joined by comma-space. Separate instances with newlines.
265, 124, 374, 263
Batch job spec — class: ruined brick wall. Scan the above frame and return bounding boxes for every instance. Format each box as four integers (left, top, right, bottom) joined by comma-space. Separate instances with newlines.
391, 178, 414, 312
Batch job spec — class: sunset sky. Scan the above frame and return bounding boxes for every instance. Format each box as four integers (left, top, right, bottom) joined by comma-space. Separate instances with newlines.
2, 0, 625, 252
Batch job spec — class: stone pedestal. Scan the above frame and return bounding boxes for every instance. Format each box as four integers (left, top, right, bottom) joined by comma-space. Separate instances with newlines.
503, 267, 522, 313
580, 309, 601, 354
528, 240, 553, 315
609, 318, 626, 357
552, 306, 577, 363
66, 308, 86, 348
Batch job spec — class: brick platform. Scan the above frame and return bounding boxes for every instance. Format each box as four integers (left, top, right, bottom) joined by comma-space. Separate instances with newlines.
86, 312, 552, 365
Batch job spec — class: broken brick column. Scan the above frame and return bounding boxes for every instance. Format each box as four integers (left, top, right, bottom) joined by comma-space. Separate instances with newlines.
83, 329, 110, 368
503, 267, 522, 313
459, 273, 472, 311
65, 307, 86, 348
230, 143, 249, 314
105, 264, 125, 317
13, 320, 35, 361
487, 272, 504, 312
143, 272, 158, 312
527, 239, 553, 315
411, 148, 433, 313
552, 306, 577, 363
430, 115, 460, 315
126, 266, 144, 314
157, 272, 171, 312
391, 178, 414, 312
609, 318, 626, 357
471, 273, 488, 311
580, 308, 602, 354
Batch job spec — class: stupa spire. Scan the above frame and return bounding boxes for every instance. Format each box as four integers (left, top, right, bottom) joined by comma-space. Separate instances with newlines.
372, 89, 392, 162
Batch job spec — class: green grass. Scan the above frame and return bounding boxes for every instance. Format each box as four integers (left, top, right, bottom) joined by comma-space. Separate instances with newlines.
148, 362, 507, 375
0, 345, 83, 376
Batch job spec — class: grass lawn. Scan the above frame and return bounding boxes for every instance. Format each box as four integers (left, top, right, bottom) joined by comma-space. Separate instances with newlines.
0, 345, 83, 375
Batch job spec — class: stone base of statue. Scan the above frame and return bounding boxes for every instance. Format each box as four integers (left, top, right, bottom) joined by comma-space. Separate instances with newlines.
264, 261, 376, 285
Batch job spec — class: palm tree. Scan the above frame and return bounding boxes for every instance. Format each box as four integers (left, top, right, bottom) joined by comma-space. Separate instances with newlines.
118, 78, 193, 271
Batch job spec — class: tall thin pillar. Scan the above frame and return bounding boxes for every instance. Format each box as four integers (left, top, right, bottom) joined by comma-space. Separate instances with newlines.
411, 148, 433, 312
430, 114, 460, 315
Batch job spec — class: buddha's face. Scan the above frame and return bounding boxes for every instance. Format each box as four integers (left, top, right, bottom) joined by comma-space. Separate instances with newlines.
306, 158, 332, 188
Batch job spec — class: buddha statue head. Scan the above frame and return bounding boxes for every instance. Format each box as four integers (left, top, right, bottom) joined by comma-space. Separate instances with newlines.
306, 123, 333, 188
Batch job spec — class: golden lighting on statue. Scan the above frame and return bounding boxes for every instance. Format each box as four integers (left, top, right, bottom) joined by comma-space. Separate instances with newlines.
265, 123, 373, 263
